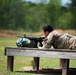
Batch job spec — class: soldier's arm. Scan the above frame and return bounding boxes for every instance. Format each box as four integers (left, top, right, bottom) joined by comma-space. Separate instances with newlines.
38, 32, 54, 49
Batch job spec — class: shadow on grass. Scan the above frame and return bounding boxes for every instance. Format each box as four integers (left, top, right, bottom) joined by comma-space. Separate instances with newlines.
15, 68, 76, 75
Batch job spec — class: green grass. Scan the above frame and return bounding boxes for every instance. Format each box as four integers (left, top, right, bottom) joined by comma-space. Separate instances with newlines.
0, 36, 76, 75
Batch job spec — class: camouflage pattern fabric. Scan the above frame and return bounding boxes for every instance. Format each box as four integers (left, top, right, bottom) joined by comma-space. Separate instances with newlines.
38, 30, 76, 50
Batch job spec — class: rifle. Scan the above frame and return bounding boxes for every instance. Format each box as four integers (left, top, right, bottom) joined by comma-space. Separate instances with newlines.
16, 34, 45, 48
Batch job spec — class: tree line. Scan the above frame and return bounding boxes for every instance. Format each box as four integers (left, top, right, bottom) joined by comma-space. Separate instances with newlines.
0, 0, 76, 32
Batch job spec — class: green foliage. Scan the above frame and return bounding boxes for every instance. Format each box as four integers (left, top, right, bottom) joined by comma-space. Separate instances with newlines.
0, 0, 13, 29
70, 0, 76, 29
0, 0, 76, 31
58, 11, 73, 29
46, 0, 61, 27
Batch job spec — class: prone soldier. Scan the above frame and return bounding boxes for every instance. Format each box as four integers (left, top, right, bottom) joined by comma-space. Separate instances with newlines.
38, 24, 76, 50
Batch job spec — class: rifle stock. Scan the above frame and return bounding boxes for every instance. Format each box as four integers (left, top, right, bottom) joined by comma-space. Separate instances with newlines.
16, 34, 45, 47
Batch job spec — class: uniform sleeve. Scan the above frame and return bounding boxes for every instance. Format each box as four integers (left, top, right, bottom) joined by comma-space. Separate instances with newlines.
38, 32, 54, 49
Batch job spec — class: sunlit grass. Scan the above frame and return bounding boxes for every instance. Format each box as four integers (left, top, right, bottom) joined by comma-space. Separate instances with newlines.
0, 36, 76, 75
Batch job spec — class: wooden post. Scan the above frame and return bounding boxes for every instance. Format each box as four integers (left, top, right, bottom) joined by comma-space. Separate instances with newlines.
7, 56, 14, 71
62, 59, 69, 75
33, 42, 40, 71
33, 57, 39, 70
60, 59, 63, 67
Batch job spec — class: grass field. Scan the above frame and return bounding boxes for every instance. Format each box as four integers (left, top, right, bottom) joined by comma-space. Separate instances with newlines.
0, 36, 76, 75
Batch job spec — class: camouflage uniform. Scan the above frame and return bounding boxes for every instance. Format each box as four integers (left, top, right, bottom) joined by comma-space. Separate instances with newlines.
38, 30, 76, 49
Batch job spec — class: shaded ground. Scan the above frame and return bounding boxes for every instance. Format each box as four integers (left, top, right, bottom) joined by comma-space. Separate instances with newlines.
16, 66, 76, 75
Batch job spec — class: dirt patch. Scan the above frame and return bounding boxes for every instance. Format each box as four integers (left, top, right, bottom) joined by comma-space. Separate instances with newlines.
56, 29, 76, 35
22, 66, 43, 71
0, 72, 3, 75
0, 30, 21, 37
19, 66, 76, 75
0, 29, 76, 37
